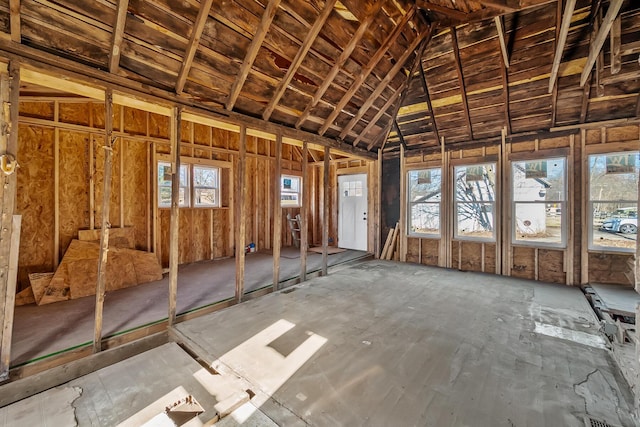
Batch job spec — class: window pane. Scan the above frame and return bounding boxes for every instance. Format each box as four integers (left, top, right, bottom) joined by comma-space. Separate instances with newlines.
513, 158, 565, 202
410, 203, 440, 234
195, 188, 217, 207
158, 162, 172, 186
409, 169, 441, 202
455, 164, 496, 201
589, 153, 639, 201
592, 202, 637, 250
456, 203, 494, 238
194, 166, 218, 188
514, 202, 563, 243
159, 186, 171, 206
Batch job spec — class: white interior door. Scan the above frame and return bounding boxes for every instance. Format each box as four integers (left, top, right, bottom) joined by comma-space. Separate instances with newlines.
338, 174, 368, 251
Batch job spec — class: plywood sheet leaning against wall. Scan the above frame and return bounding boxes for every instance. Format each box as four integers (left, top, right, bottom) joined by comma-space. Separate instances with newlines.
29, 240, 162, 305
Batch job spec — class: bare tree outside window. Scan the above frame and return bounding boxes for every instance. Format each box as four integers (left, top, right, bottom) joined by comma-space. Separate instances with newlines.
454, 164, 496, 240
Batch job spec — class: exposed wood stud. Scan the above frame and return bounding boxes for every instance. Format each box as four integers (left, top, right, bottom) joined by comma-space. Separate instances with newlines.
580, 0, 624, 87
176, 0, 214, 94
93, 89, 114, 353
610, 16, 621, 75
318, 5, 417, 136
339, 27, 431, 141
322, 146, 330, 275
273, 134, 282, 290
9, 0, 20, 43
548, 0, 577, 93
109, 0, 129, 73
494, 16, 509, 68
54, 102, 60, 268
300, 141, 309, 281
451, 28, 473, 140
226, 0, 282, 111
0, 62, 19, 381
235, 125, 247, 301
168, 106, 182, 326
296, 1, 384, 129
580, 129, 588, 284
498, 37, 511, 135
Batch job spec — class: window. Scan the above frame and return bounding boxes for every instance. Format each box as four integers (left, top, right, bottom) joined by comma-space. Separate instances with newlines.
454, 163, 496, 240
589, 151, 639, 251
158, 161, 189, 208
512, 157, 566, 246
193, 165, 219, 207
158, 161, 221, 208
407, 168, 441, 236
281, 175, 301, 207
341, 179, 363, 197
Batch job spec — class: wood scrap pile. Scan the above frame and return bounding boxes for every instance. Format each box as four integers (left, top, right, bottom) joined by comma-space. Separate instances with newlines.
15, 227, 163, 306
380, 222, 400, 260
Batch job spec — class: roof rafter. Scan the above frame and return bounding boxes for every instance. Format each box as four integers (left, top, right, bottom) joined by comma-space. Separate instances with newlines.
610, 15, 621, 75
494, 16, 509, 68
548, 0, 576, 93
226, 0, 282, 111
416, 0, 469, 21
175, 0, 214, 95
418, 61, 440, 144
550, 0, 562, 127
9, 0, 20, 43
295, 1, 384, 129
394, 120, 406, 149
262, 0, 338, 121
580, 0, 624, 87
318, 4, 417, 136
339, 26, 431, 140
108, 0, 129, 73
451, 27, 473, 140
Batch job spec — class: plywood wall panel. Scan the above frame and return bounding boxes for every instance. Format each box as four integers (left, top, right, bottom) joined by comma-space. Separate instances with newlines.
123, 107, 147, 135
149, 112, 169, 138
194, 123, 210, 146
421, 239, 439, 266
451, 240, 460, 268
460, 241, 483, 272
538, 249, 565, 284
58, 130, 90, 256
91, 102, 105, 129
17, 125, 55, 289
511, 246, 535, 279
123, 139, 148, 250
59, 103, 90, 126
191, 209, 211, 262
588, 253, 634, 285
19, 101, 54, 119
484, 243, 496, 274
607, 125, 639, 143
406, 237, 420, 263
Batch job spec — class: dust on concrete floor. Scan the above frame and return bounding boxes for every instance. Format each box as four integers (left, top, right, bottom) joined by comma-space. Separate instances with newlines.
10, 248, 367, 366
2, 260, 636, 426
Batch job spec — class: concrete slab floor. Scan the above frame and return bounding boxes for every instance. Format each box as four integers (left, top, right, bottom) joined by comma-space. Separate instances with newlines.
1, 260, 636, 426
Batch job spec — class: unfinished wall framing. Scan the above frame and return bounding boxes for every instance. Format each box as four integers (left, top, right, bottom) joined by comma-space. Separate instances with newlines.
400, 124, 640, 286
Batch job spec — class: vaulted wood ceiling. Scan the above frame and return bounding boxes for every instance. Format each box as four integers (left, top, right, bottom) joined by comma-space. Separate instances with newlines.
0, 0, 638, 157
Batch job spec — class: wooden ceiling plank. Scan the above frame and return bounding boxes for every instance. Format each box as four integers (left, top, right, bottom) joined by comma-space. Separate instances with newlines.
450, 27, 473, 141
550, 0, 561, 127
295, 1, 384, 129
318, 4, 417, 136
355, 85, 403, 148
610, 15, 621, 75
580, 0, 624, 87
226, 0, 282, 111
477, 0, 518, 12
548, 0, 577, 93
339, 26, 431, 140
418, 63, 440, 145
262, 0, 338, 121
416, 1, 468, 21
494, 16, 509, 68
9, 0, 20, 43
109, 0, 129, 73
175, 0, 214, 94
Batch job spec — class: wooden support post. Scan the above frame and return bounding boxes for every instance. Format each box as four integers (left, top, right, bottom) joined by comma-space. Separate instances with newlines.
500, 127, 509, 276
272, 134, 282, 291
168, 106, 182, 325
300, 141, 309, 281
566, 134, 575, 285
93, 89, 114, 353
376, 149, 383, 258
54, 105, 60, 268
440, 137, 449, 268
0, 61, 18, 375
322, 146, 330, 275
235, 125, 247, 301
580, 129, 589, 284
399, 143, 407, 262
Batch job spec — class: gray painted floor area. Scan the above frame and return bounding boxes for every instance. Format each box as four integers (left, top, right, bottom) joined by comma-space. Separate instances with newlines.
2, 261, 636, 426
176, 261, 637, 426
10, 248, 366, 365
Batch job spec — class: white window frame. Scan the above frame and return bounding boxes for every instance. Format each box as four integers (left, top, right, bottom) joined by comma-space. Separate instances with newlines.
281, 174, 302, 208
193, 165, 220, 208
158, 161, 189, 208
511, 157, 567, 249
407, 167, 441, 238
453, 162, 497, 242
587, 150, 639, 253
157, 156, 229, 209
